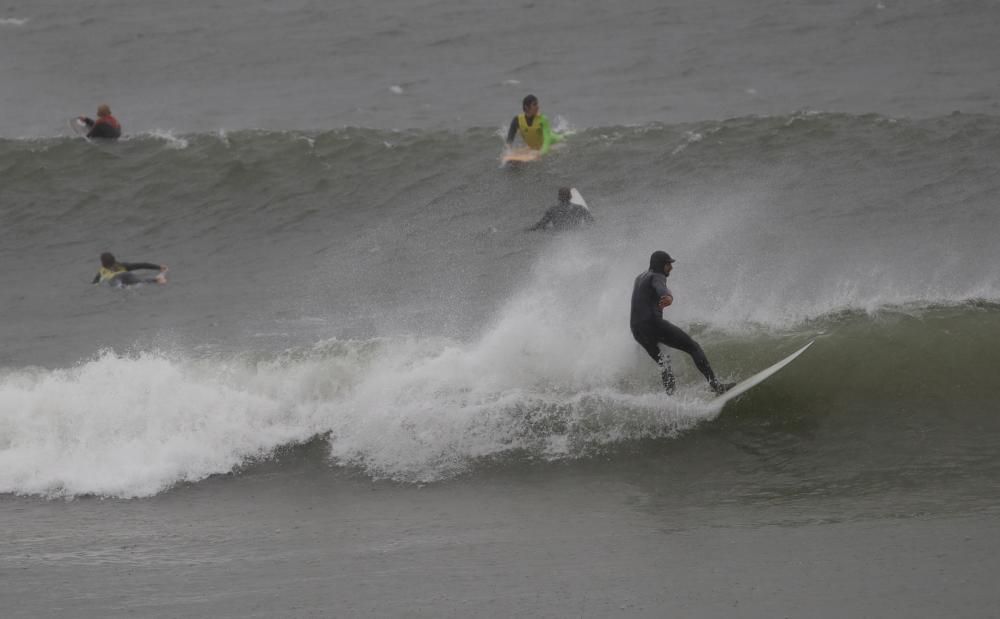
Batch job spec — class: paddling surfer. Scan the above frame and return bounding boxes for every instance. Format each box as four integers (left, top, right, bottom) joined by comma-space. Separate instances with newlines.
78, 104, 121, 139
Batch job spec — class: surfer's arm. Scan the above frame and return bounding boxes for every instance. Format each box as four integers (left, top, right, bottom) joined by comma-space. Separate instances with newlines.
538, 116, 563, 155
91, 272, 101, 284
527, 209, 553, 231
506, 117, 519, 145
652, 276, 673, 308
121, 262, 164, 272
79, 117, 95, 128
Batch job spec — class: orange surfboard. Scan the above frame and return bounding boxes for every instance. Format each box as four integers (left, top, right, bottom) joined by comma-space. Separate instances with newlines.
502, 147, 540, 164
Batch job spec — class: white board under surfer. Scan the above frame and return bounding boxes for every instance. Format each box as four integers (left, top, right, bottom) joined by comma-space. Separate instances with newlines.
706, 340, 814, 414
68, 117, 90, 138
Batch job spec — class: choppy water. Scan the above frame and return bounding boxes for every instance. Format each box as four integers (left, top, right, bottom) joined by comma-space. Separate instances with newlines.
5, 2, 1000, 617
3, 111, 1000, 501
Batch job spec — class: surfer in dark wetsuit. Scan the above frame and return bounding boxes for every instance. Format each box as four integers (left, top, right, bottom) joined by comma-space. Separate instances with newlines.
630, 251, 731, 395
91, 252, 167, 287
78, 104, 122, 139
527, 187, 594, 231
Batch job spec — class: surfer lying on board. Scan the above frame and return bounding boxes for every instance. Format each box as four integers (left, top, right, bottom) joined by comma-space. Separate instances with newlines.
630, 251, 731, 395
505, 94, 563, 156
527, 187, 594, 231
78, 104, 121, 139
91, 253, 167, 287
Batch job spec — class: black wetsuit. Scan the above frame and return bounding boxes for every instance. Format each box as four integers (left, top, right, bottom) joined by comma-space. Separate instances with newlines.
92, 262, 162, 287
81, 117, 122, 139
629, 269, 720, 394
528, 201, 594, 231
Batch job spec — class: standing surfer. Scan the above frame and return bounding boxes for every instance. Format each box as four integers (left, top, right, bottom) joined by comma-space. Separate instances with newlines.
630, 251, 731, 395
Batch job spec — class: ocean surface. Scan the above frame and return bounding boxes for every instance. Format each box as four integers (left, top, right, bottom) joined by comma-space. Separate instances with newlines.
3, 1, 1000, 617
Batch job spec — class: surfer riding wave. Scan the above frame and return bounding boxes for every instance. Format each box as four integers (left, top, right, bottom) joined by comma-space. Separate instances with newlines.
630, 251, 731, 395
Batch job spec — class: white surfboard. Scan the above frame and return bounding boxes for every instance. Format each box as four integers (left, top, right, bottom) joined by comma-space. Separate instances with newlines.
68, 117, 90, 137
569, 187, 590, 211
707, 341, 814, 413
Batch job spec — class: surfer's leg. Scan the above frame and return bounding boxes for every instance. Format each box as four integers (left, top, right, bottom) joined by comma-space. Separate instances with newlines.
658, 354, 675, 394
656, 321, 725, 392
632, 325, 676, 395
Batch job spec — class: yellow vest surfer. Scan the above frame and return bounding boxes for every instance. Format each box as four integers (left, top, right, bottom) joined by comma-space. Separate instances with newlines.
505, 94, 564, 156
92, 252, 168, 287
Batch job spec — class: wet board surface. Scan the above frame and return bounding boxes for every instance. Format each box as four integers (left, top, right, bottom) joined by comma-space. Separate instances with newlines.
502, 147, 540, 163
707, 341, 814, 413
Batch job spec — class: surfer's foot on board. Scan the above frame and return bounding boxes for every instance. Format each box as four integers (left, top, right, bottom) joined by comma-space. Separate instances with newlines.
154, 273, 167, 284
711, 381, 736, 396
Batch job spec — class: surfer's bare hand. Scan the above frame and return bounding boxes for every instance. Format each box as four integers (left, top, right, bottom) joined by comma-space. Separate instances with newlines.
658, 295, 673, 309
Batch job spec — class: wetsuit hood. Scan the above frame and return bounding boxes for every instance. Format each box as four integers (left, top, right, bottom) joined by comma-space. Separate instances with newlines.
649, 251, 676, 271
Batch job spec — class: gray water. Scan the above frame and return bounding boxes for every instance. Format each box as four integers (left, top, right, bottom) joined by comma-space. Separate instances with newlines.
5, 0, 1000, 137
3, 1, 1000, 617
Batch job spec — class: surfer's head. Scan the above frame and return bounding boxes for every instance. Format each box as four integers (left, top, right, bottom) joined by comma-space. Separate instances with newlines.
649, 250, 676, 275
100, 252, 116, 268
97, 104, 112, 117
558, 187, 571, 202
522, 94, 539, 116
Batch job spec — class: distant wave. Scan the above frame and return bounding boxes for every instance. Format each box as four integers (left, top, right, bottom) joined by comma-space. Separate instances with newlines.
5, 112, 1000, 327
1, 109, 998, 146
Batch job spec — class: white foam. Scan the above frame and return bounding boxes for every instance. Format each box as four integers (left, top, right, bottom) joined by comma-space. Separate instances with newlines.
146, 129, 189, 149
671, 131, 703, 155
0, 17, 29, 26
0, 350, 331, 498
319, 240, 721, 482
0, 261, 720, 497
551, 114, 574, 135
16, 224, 989, 498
